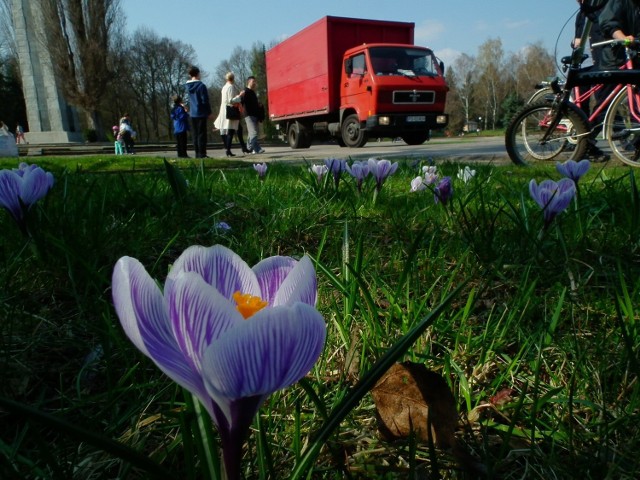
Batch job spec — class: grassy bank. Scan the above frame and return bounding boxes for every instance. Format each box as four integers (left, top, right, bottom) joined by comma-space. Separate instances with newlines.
0, 156, 639, 479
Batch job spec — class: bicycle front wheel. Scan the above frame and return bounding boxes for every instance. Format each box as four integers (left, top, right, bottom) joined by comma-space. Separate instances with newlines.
603, 86, 640, 167
505, 101, 589, 166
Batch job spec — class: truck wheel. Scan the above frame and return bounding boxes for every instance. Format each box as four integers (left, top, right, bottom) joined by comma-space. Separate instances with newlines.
288, 122, 311, 149
341, 114, 368, 148
401, 132, 430, 145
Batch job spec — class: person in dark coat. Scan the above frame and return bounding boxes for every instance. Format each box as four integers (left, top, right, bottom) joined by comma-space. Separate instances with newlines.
185, 66, 212, 158
574, 0, 607, 68
240, 76, 265, 154
598, 0, 640, 69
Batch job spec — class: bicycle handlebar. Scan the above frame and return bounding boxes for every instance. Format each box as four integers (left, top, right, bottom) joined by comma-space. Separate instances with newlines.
591, 38, 640, 48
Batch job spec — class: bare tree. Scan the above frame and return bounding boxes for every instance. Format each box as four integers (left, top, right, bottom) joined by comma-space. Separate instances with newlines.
509, 42, 556, 101
214, 46, 253, 88
125, 27, 196, 141
475, 38, 506, 130
38, 0, 122, 137
451, 53, 477, 129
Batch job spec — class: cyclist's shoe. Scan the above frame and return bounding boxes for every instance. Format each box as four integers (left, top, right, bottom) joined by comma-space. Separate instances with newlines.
585, 145, 610, 163
611, 129, 629, 141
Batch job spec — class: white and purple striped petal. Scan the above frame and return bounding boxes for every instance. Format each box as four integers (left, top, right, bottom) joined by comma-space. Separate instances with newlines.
252, 255, 298, 305
167, 245, 260, 300
112, 257, 210, 406
269, 255, 317, 307
168, 271, 242, 373
202, 303, 326, 401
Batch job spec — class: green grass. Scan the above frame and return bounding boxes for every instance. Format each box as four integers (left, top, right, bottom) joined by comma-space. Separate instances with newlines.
0, 155, 639, 479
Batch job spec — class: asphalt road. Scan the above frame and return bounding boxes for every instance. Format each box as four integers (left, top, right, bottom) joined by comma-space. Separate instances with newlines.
215, 135, 510, 165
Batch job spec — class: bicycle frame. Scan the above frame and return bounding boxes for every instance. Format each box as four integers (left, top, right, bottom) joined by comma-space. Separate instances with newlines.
571, 66, 626, 128
541, 37, 640, 143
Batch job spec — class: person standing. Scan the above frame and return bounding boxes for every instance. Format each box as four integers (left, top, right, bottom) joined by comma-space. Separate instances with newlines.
214, 72, 241, 157
598, 0, 640, 154
170, 95, 190, 158
599, 0, 640, 69
118, 114, 136, 154
574, 0, 607, 68
185, 66, 212, 158
241, 76, 266, 154
15, 124, 27, 144
573, 0, 608, 159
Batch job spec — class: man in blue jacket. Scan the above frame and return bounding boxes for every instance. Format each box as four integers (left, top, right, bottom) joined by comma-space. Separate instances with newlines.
185, 66, 212, 158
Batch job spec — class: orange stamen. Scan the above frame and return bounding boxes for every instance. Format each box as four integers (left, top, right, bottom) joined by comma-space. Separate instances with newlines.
233, 291, 268, 319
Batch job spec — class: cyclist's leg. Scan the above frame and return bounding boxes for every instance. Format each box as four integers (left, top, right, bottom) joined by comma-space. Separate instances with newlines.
604, 85, 640, 166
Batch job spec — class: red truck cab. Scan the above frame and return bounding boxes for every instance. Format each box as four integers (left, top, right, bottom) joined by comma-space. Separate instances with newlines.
266, 16, 449, 149
340, 43, 448, 146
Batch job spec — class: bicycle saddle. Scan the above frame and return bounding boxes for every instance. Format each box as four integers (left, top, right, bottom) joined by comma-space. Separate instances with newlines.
561, 54, 589, 66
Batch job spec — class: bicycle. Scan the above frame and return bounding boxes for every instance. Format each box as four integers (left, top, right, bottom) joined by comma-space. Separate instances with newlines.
505, 36, 640, 166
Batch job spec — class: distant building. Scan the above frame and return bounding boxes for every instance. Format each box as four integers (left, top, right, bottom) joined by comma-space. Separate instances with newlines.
463, 120, 479, 133
12, 0, 83, 143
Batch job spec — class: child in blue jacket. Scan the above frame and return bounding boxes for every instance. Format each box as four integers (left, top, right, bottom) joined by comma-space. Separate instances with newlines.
171, 95, 190, 158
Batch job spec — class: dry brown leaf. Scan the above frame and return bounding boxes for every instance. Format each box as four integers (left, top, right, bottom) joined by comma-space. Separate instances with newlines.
371, 361, 457, 448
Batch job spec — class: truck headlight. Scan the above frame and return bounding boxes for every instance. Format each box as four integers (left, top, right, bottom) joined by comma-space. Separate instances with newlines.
436, 115, 447, 124
378, 116, 390, 126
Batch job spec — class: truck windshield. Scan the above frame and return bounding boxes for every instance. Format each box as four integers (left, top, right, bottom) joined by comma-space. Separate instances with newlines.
369, 47, 440, 77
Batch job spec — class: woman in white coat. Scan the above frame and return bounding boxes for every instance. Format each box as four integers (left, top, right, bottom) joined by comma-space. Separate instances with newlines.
214, 72, 241, 157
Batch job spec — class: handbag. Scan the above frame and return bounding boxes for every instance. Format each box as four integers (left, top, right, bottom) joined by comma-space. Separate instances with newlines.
226, 104, 240, 120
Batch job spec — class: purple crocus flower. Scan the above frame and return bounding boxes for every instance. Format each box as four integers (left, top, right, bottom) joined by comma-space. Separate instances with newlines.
367, 158, 398, 191
112, 245, 326, 479
421, 166, 439, 186
310, 164, 328, 183
529, 178, 576, 227
214, 221, 231, 232
410, 176, 426, 192
346, 160, 370, 191
0, 162, 55, 233
556, 159, 590, 183
253, 162, 268, 179
434, 176, 453, 204
324, 158, 347, 188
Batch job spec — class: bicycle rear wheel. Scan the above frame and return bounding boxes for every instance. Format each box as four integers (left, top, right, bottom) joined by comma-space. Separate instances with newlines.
603, 86, 640, 167
505, 101, 589, 166
527, 86, 555, 105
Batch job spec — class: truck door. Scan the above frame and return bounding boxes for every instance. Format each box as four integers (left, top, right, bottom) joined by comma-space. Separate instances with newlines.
342, 53, 370, 118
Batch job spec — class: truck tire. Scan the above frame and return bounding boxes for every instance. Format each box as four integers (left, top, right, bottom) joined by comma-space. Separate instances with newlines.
341, 114, 368, 148
401, 132, 430, 145
288, 122, 311, 149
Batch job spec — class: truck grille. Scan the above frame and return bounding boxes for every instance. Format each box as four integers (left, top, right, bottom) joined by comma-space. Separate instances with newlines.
393, 90, 435, 104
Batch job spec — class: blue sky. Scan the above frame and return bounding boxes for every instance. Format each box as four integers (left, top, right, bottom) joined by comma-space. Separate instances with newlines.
126, 0, 581, 79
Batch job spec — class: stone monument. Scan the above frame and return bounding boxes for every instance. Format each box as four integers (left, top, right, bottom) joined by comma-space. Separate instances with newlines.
12, 0, 83, 143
